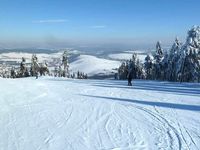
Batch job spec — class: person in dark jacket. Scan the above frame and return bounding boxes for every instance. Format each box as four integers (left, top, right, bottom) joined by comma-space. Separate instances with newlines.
127, 70, 133, 86
127, 60, 133, 86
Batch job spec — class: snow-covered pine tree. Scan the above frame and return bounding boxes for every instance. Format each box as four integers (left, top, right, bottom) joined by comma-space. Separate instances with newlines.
144, 54, 153, 79
178, 26, 200, 82
54, 66, 59, 77
0, 63, 9, 78
152, 41, 164, 80
30, 54, 39, 77
118, 62, 127, 80
161, 51, 169, 80
167, 37, 182, 81
118, 53, 145, 80
135, 58, 145, 79
10, 67, 16, 78
19, 57, 28, 77
58, 65, 62, 77
131, 53, 138, 79
39, 61, 49, 76
61, 51, 69, 77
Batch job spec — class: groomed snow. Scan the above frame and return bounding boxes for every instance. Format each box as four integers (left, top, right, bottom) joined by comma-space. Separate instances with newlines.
0, 77, 199, 150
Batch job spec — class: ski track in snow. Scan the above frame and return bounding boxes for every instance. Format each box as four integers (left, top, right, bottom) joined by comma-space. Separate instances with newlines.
0, 77, 200, 150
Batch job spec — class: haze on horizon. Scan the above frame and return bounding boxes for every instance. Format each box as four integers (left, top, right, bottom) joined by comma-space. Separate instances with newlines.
0, 0, 199, 50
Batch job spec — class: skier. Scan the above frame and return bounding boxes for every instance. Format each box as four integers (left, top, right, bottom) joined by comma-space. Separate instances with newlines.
127, 60, 133, 86
35, 72, 38, 79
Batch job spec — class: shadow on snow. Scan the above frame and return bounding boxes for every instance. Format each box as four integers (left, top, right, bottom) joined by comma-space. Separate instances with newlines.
45, 78, 200, 96
89, 80, 200, 97
81, 95, 200, 112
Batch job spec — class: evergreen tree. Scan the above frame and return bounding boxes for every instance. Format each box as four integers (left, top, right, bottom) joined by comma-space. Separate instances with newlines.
19, 57, 27, 77
30, 54, 39, 77
10, 67, 16, 78
118, 53, 144, 80
131, 53, 138, 79
178, 26, 200, 82
61, 51, 69, 77
161, 51, 169, 80
144, 54, 153, 79
153, 41, 164, 80
167, 37, 182, 81
118, 62, 127, 80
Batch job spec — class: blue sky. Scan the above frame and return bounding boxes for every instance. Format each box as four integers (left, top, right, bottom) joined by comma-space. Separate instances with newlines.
0, 0, 199, 48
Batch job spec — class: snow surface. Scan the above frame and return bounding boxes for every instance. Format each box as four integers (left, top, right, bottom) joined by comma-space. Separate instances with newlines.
0, 77, 200, 150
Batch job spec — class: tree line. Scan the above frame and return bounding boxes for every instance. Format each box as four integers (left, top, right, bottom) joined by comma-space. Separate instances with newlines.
117, 26, 200, 82
0, 51, 89, 79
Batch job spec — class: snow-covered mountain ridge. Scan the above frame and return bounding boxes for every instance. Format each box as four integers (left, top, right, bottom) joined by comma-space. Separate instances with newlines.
0, 50, 143, 77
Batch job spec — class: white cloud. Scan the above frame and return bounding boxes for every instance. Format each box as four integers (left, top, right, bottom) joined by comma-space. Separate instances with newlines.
90, 25, 106, 29
32, 19, 68, 23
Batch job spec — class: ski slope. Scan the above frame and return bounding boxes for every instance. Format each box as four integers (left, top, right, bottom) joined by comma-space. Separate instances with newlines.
0, 77, 200, 150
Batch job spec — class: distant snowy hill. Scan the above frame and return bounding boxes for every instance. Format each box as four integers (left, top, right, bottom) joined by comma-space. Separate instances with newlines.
70, 55, 121, 76
1, 50, 140, 77
0, 77, 199, 150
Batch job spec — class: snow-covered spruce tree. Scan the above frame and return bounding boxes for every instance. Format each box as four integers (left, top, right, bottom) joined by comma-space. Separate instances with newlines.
118, 62, 128, 80
59, 51, 69, 77
10, 67, 17, 78
131, 53, 138, 79
118, 53, 145, 80
144, 54, 153, 79
152, 41, 164, 80
135, 57, 145, 79
19, 57, 29, 77
30, 54, 49, 77
161, 51, 169, 80
167, 37, 182, 81
39, 62, 49, 76
127, 53, 142, 79
30, 54, 39, 77
54, 66, 59, 77
177, 26, 200, 82
0, 63, 9, 78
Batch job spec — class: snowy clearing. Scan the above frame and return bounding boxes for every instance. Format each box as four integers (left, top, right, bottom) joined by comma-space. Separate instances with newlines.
0, 77, 200, 150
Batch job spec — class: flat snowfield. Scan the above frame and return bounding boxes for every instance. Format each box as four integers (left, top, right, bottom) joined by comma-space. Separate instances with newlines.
0, 77, 200, 150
